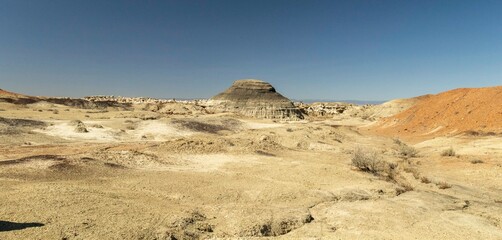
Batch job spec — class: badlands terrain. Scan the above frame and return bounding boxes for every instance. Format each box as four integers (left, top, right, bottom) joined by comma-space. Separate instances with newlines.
0, 81, 501, 239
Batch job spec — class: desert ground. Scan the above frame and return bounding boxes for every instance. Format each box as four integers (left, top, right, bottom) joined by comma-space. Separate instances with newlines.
0, 87, 501, 239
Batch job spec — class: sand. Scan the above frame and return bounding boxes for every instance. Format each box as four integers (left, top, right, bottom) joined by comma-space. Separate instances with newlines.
0, 90, 501, 239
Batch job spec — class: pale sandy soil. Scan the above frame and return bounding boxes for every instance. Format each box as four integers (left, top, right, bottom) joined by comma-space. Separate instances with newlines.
0, 101, 501, 239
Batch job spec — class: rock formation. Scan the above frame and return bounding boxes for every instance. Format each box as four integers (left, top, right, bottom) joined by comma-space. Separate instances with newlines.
207, 79, 304, 120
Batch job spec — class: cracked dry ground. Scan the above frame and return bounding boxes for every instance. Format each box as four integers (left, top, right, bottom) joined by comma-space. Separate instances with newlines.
0, 117, 501, 239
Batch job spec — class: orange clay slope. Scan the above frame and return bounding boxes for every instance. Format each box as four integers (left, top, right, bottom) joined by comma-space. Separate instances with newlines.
370, 86, 502, 140
0, 88, 27, 98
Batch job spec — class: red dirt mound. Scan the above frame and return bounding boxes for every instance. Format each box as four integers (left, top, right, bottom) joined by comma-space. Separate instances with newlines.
371, 86, 502, 139
0, 88, 26, 98
0, 88, 40, 104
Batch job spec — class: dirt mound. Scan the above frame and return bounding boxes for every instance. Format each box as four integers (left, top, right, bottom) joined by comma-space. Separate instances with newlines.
171, 118, 241, 134
207, 79, 304, 120
0, 88, 27, 98
89, 150, 176, 169
299, 97, 421, 121
371, 86, 502, 139
142, 102, 208, 115
0, 117, 47, 136
70, 120, 89, 133
0, 88, 130, 109
366, 96, 427, 119
157, 137, 233, 154
0, 88, 40, 104
0, 117, 46, 128
155, 210, 214, 239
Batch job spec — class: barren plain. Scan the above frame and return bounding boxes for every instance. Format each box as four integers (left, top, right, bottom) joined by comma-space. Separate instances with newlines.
0, 86, 501, 239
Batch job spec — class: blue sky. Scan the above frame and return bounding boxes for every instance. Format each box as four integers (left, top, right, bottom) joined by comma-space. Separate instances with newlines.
1, 0, 501, 100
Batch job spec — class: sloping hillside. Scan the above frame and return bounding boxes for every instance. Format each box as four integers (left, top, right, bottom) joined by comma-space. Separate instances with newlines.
372, 86, 502, 138
0, 88, 31, 98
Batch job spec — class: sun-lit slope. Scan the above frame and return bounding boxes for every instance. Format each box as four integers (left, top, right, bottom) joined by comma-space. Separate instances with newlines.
371, 86, 502, 138
0, 88, 31, 99
368, 94, 430, 119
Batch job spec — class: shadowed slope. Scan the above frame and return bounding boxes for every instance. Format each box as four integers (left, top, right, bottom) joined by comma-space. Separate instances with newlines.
0, 221, 44, 232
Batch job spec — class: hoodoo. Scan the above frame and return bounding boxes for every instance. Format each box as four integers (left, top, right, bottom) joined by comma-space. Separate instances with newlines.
207, 79, 304, 120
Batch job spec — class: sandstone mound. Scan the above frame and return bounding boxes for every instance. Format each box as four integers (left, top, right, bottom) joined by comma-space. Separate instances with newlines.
207, 79, 303, 120
372, 86, 502, 139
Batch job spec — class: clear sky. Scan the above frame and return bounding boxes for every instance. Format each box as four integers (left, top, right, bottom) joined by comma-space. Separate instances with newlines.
1, 0, 502, 100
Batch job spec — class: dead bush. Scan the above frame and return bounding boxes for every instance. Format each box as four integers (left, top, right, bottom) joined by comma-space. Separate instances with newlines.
404, 167, 421, 179
351, 148, 416, 195
396, 182, 414, 195
420, 176, 431, 184
436, 181, 452, 189
441, 148, 456, 157
351, 147, 383, 174
140, 115, 159, 120
471, 159, 484, 164
393, 138, 403, 145
398, 144, 419, 158
384, 162, 399, 182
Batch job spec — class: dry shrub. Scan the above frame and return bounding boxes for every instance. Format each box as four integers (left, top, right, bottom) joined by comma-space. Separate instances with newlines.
404, 167, 421, 179
351, 147, 383, 174
384, 162, 399, 182
420, 176, 431, 184
351, 147, 416, 195
471, 159, 484, 164
436, 181, 452, 189
396, 182, 414, 195
394, 138, 419, 158
441, 148, 456, 157
393, 138, 403, 145
398, 144, 419, 158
